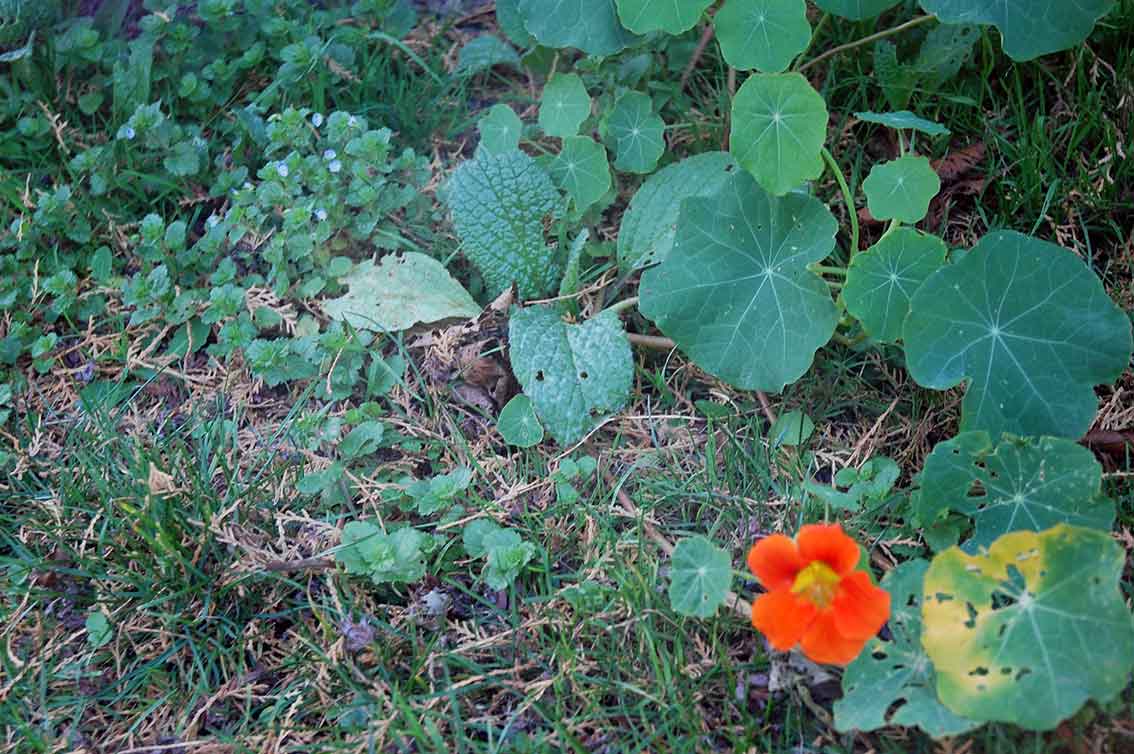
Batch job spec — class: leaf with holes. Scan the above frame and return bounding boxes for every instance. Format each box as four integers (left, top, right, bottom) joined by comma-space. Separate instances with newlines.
477, 104, 522, 156
323, 254, 480, 332
639, 171, 838, 392
918, 0, 1115, 61
445, 149, 562, 298
497, 394, 544, 447
813, 0, 901, 19
617, 152, 737, 270
615, 0, 713, 34
550, 136, 611, 210
903, 231, 1132, 439
508, 306, 633, 445
602, 91, 665, 174
855, 110, 951, 137
863, 155, 941, 224
913, 432, 1115, 549
669, 536, 732, 618
835, 560, 981, 737
539, 73, 591, 138
714, 0, 811, 72
729, 72, 828, 195
518, 0, 638, 55
453, 35, 520, 76
922, 524, 1134, 730
844, 229, 947, 343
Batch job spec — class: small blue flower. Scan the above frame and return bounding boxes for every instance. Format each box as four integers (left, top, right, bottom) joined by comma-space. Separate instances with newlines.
348, 116, 358, 127
118, 125, 136, 141
328, 160, 342, 174
311, 113, 324, 127
315, 208, 328, 221
205, 214, 220, 228
276, 162, 289, 178
323, 148, 337, 161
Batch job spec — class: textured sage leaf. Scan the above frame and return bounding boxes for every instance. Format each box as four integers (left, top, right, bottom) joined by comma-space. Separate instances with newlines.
497, 394, 544, 447
855, 110, 950, 136
843, 228, 947, 343
323, 254, 479, 332
918, 0, 1115, 61
617, 151, 737, 270
615, 0, 712, 34
476, 104, 522, 156
903, 231, 1132, 439
639, 171, 839, 392
814, 0, 900, 19
550, 136, 611, 210
923, 525, 1134, 730
914, 22, 980, 86
874, 40, 918, 110
518, 0, 638, 55
508, 306, 633, 445
668, 536, 732, 618
729, 73, 828, 195
539, 73, 591, 138
715, 0, 811, 73
863, 155, 941, 224
453, 35, 520, 76
602, 91, 665, 174
835, 560, 980, 737
913, 432, 1115, 548
445, 149, 562, 298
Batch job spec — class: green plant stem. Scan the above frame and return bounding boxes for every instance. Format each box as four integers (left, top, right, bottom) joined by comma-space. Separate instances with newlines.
604, 296, 639, 315
826, 280, 844, 290
797, 14, 936, 74
821, 147, 859, 258
811, 264, 847, 277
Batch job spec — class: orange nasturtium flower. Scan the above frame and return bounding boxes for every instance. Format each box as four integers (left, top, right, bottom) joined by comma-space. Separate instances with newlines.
747, 523, 890, 666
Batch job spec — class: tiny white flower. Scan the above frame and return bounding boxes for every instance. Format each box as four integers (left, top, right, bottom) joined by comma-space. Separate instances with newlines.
315, 208, 328, 221
242, 181, 253, 190
120, 125, 136, 140
205, 214, 220, 228
348, 116, 358, 127
311, 113, 324, 127
323, 148, 337, 161
328, 159, 342, 173
276, 162, 289, 178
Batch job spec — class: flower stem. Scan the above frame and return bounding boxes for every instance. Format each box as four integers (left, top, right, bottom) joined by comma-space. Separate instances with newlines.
603, 296, 639, 315
796, 14, 936, 74
821, 147, 859, 258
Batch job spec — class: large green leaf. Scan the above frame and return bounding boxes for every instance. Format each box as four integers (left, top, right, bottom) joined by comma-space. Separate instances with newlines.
729, 73, 828, 195
539, 73, 591, 138
922, 525, 1134, 730
668, 536, 732, 618
862, 155, 941, 224
615, 0, 712, 34
714, 0, 811, 72
918, 0, 1115, 61
814, 0, 901, 19
639, 171, 839, 392
602, 91, 666, 174
508, 306, 633, 445
445, 149, 562, 298
843, 229, 947, 343
835, 560, 980, 737
913, 432, 1115, 549
616, 152, 737, 270
323, 254, 480, 332
550, 136, 611, 210
518, 0, 638, 55
903, 231, 1132, 439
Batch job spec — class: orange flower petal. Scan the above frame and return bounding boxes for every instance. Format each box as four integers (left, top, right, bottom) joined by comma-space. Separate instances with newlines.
797, 523, 860, 576
799, 611, 867, 666
747, 534, 803, 591
751, 589, 817, 651
832, 571, 891, 641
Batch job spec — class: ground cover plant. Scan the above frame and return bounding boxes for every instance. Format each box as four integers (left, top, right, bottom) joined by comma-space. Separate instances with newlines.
1, 0, 1133, 751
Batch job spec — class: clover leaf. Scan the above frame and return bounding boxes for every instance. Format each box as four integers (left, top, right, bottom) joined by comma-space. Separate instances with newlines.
715, 0, 811, 73
669, 536, 732, 618
903, 231, 1133, 439
539, 73, 591, 138
602, 91, 665, 174
639, 171, 839, 392
615, 0, 712, 34
863, 155, 941, 224
550, 136, 611, 210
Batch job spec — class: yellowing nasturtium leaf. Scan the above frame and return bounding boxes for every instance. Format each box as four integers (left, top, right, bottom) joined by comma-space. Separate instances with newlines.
323, 254, 480, 332
602, 91, 666, 174
922, 524, 1134, 730
918, 0, 1115, 61
639, 171, 839, 392
714, 0, 811, 73
550, 136, 611, 210
476, 104, 522, 156
668, 535, 732, 618
539, 73, 591, 138
903, 231, 1133, 439
835, 560, 980, 738
615, 0, 712, 34
863, 155, 941, 224
518, 0, 638, 55
855, 110, 950, 137
843, 228, 947, 343
445, 149, 563, 298
508, 306, 633, 445
913, 432, 1115, 549
729, 72, 828, 195
814, 0, 900, 19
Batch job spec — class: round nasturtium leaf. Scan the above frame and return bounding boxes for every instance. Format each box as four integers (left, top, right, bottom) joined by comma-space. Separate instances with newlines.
517, 0, 638, 55
843, 228, 947, 343
714, 0, 812, 73
918, 0, 1115, 61
912, 432, 1115, 549
903, 231, 1133, 439
863, 155, 941, 224
602, 91, 665, 174
813, 0, 900, 19
615, 0, 713, 34
729, 72, 828, 196
497, 394, 544, 447
768, 409, 814, 447
539, 73, 591, 138
668, 535, 732, 618
835, 560, 980, 738
639, 171, 839, 392
855, 110, 951, 137
477, 104, 522, 156
550, 136, 611, 210
922, 524, 1134, 731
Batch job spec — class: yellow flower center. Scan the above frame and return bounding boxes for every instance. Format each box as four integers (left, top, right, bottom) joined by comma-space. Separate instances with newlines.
791, 561, 841, 609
